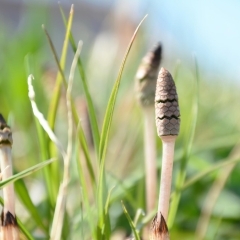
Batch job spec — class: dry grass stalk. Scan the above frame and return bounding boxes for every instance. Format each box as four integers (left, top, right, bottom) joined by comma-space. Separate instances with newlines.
0, 114, 19, 240
151, 68, 180, 239
135, 43, 162, 214
27, 41, 82, 240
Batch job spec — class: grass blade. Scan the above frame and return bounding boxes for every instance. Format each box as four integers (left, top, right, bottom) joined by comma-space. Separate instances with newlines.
75, 139, 97, 240
103, 186, 115, 239
15, 180, 48, 233
77, 125, 96, 185
168, 54, 199, 228
183, 156, 240, 189
97, 15, 147, 237
0, 159, 56, 188
121, 201, 141, 240
98, 14, 147, 162
42, 6, 74, 205
47, 4, 74, 128
59, 3, 100, 155
25, 55, 56, 206
42, 12, 96, 186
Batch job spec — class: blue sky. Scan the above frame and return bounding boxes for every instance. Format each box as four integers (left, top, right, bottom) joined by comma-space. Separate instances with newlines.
144, 0, 240, 81
22, 0, 240, 82
105, 0, 240, 81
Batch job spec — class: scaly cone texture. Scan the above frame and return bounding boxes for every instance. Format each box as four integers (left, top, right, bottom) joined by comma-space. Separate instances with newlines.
135, 43, 162, 107
155, 68, 180, 136
0, 114, 19, 240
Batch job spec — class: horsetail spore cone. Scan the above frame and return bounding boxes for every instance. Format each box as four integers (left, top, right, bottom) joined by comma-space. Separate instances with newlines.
0, 114, 19, 240
135, 43, 162, 106
155, 68, 180, 137
151, 68, 180, 239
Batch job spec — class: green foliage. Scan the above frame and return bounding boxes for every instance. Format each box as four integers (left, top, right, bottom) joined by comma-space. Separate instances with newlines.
1, 4, 240, 240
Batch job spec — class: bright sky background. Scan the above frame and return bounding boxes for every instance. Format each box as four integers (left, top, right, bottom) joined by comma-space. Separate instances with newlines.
145, 0, 240, 82
6, 0, 238, 82
104, 0, 240, 82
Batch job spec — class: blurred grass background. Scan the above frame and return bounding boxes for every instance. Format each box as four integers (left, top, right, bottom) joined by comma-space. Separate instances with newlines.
0, 1, 240, 239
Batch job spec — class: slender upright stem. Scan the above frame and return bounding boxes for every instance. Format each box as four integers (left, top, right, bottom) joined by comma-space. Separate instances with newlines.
135, 44, 162, 216
0, 147, 15, 216
0, 114, 19, 240
143, 107, 157, 213
151, 68, 180, 239
158, 135, 176, 222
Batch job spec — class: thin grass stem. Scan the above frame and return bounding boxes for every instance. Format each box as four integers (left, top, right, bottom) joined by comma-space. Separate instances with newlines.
50, 41, 82, 240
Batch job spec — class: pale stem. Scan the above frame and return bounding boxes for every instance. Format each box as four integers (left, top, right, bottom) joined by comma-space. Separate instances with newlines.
143, 107, 157, 213
0, 146, 15, 216
158, 135, 176, 222
50, 41, 82, 240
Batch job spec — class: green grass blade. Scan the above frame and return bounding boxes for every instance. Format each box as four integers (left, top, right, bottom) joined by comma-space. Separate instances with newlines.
15, 179, 48, 233
77, 125, 96, 185
59, 4, 100, 155
42, 25, 68, 88
34, 117, 56, 207
43, 6, 74, 204
121, 201, 141, 240
47, 5, 74, 128
0, 158, 56, 188
75, 140, 97, 240
97, 15, 147, 236
17, 219, 34, 240
42, 22, 96, 186
98, 15, 147, 162
168, 54, 199, 228
183, 156, 240, 189
103, 186, 115, 239
25, 55, 55, 206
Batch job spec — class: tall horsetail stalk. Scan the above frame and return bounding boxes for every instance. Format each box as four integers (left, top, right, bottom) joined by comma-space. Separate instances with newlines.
0, 114, 19, 240
135, 43, 162, 213
151, 68, 180, 239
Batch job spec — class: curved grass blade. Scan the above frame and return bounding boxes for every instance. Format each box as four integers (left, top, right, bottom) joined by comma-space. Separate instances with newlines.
42, 6, 74, 203
121, 201, 141, 240
183, 156, 240, 190
42, 21, 95, 186
15, 180, 48, 233
47, 4, 74, 128
98, 14, 147, 162
34, 117, 57, 206
168, 54, 199, 228
77, 125, 96, 185
25, 55, 55, 206
97, 15, 147, 237
0, 158, 56, 188
59, 4, 100, 155
75, 139, 97, 240
103, 186, 115, 239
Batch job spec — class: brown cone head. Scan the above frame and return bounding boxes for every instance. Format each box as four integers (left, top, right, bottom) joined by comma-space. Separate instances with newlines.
135, 43, 162, 107
0, 114, 12, 146
155, 68, 180, 136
